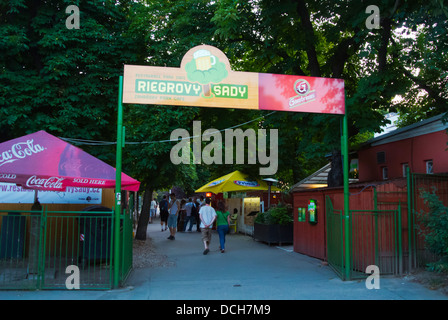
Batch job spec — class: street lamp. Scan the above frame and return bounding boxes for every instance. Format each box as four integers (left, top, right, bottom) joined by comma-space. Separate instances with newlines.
263, 178, 278, 210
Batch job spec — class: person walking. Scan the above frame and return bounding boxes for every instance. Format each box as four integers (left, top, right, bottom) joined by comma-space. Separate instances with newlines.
216, 201, 230, 253
183, 198, 194, 232
167, 193, 180, 240
199, 196, 205, 208
178, 199, 186, 232
149, 198, 157, 223
199, 197, 217, 255
192, 197, 201, 232
159, 195, 169, 231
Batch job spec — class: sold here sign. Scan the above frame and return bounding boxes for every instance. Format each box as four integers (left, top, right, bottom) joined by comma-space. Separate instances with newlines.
123, 45, 345, 114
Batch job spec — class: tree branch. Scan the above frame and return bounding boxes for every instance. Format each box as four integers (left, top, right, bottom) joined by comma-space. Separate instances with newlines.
378, 17, 392, 72
390, 37, 448, 107
379, 0, 400, 72
327, 27, 364, 78
401, 67, 447, 106
296, 0, 320, 77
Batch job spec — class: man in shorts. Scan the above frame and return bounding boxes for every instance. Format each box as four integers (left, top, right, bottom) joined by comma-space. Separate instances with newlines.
167, 193, 180, 240
199, 197, 217, 255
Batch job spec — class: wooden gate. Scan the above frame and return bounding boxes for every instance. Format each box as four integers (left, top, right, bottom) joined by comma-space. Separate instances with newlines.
326, 196, 402, 280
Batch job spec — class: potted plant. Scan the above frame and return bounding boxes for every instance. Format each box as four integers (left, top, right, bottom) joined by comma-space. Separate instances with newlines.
254, 203, 293, 245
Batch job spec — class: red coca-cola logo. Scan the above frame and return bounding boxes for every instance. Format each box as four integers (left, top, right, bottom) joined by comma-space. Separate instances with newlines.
26, 176, 64, 189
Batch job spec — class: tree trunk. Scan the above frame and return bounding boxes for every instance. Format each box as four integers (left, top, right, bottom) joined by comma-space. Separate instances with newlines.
378, 17, 392, 73
135, 187, 153, 240
327, 149, 343, 187
296, 0, 321, 77
133, 191, 139, 229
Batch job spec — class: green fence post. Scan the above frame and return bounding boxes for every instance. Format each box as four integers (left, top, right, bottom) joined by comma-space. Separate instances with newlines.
398, 202, 403, 275
406, 166, 412, 272
114, 76, 124, 288
38, 207, 47, 289
342, 112, 350, 280
373, 186, 378, 269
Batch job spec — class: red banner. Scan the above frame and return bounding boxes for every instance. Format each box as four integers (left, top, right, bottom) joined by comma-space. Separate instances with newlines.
258, 73, 344, 114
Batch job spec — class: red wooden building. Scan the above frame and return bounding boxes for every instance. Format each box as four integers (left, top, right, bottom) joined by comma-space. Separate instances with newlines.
358, 114, 448, 182
292, 114, 448, 276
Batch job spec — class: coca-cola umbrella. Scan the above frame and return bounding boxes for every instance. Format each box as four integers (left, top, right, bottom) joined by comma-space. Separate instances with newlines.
0, 130, 140, 192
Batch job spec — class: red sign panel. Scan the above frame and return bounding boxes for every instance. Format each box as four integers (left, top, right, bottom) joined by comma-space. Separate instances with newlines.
258, 73, 345, 114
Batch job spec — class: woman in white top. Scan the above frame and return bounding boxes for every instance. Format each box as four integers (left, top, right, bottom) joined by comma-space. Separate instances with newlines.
150, 198, 157, 223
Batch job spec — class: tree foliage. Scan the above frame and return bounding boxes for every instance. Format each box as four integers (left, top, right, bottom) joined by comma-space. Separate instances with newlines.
0, 0, 147, 153
211, 0, 448, 186
417, 189, 448, 272
2, 0, 447, 195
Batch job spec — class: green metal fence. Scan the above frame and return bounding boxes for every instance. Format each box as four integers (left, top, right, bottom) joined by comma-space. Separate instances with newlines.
0, 210, 44, 289
326, 196, 346, 279
120, 207, 133, 285
326, 196, 401, 280
41, 211, 114, 290
0, 208, 133, 290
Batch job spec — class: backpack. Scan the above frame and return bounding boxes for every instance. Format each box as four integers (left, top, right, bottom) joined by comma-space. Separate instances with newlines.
159, 199, 168, 213
191, 202, 198, 215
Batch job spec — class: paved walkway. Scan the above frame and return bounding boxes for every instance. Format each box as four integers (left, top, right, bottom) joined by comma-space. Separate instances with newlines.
1, 219, 447, 300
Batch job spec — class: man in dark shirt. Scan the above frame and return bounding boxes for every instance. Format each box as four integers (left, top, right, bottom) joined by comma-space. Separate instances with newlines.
159, 195, 169, 231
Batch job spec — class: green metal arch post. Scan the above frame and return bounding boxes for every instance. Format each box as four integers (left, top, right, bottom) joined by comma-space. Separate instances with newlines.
114, 76, 124, 288
342, 112, 351, 280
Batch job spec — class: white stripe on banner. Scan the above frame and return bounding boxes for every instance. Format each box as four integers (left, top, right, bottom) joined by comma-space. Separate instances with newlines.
0, 183, 102, 204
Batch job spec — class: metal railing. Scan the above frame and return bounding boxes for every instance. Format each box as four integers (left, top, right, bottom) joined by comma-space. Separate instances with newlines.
0, 210, 44, 289
0, 207, 132, 290
326, 196, 401, 280
326, 196, 346, 279
41, 211, 114, 290
120, 208, 133, 285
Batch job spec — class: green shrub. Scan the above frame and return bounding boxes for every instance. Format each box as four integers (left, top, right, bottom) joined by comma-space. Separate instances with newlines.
417, 189, 448, 272
255, 203, 293, 225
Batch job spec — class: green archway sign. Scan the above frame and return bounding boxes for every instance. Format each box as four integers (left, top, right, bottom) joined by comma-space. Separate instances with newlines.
122, 45, 345, 114
114, 45, 350, 287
